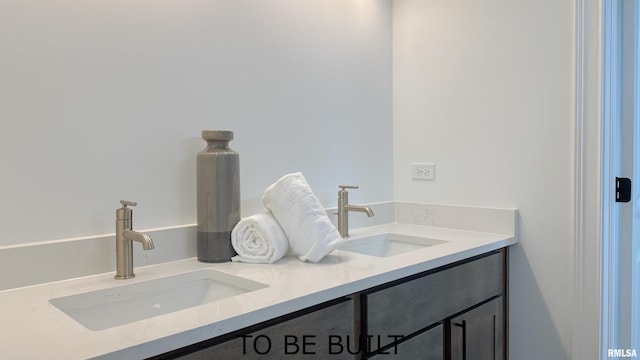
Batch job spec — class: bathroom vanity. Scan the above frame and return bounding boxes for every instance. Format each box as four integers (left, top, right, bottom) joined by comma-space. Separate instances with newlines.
157, 249, 505, 359
0, 207, 516, 360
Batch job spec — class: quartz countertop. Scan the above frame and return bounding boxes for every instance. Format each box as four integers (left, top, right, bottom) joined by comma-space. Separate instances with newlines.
0, 223, 516, 360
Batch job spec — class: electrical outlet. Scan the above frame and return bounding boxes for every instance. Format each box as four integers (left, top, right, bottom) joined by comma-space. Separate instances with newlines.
412, 163, 435, 180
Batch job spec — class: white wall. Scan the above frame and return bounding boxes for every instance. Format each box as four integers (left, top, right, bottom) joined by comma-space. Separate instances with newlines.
393, 0, 574, 359
1, 0, 581, 356
0, 0, 393, 246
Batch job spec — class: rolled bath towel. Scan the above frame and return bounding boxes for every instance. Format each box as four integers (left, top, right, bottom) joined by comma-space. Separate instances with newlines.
231, 212, 289, 264
263, 172, 340, 262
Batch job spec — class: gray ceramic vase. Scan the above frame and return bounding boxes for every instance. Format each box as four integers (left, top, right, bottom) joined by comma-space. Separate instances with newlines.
196, 130, 240, 262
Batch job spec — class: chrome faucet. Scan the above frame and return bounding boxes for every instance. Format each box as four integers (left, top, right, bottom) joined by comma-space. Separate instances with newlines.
337, 185, 374, 237
115, 200, 154, 279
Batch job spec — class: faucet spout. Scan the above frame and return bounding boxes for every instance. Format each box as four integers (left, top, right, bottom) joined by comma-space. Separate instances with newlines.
345, 205, 374, 217
122, 230, 154, 250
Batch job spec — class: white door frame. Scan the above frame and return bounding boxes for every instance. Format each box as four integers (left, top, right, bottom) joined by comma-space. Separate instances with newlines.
573, 0, 604, 359
574, 0, 639, 358
632, 1, 640, 348
601, 0, 622, 353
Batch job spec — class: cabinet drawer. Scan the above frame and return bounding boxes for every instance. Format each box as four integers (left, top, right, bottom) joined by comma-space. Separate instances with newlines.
365, 252, 503, 348
368, 324, 444, 360
178, 298, 356, 360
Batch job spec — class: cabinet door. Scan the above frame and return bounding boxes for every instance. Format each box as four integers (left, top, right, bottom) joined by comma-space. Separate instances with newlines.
365, 251, 503, 349
450, 297, 504, 360
368, 324, 444, 360
177, 298, 356, 359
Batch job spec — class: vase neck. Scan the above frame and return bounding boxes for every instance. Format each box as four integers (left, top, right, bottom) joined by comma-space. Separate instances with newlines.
206, 139, 230, 149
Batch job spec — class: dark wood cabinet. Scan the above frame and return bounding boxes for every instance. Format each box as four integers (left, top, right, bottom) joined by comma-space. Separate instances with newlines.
450, 297, 504, 360
362, 250, 506, 360
153, 249, 507, 360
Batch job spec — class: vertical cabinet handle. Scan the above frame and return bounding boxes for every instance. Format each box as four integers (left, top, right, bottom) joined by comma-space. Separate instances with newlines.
453, 321, 467, 360
493, 315, 497, 359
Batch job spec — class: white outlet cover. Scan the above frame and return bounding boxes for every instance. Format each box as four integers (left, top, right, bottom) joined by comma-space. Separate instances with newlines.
412, 163, 436, 180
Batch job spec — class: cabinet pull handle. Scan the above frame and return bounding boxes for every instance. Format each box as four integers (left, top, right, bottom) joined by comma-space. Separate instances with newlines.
453, 321, 467, 360
493, 315, 497, 360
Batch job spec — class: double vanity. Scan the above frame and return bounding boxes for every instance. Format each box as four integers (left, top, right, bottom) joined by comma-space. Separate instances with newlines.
0, 203, 517, 359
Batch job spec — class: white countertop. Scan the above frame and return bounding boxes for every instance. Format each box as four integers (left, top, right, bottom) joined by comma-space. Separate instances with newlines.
0, 223, 516, 360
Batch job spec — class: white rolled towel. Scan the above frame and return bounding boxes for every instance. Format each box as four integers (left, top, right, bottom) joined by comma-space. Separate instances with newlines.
231, 212, 289, 264
263, 172, 340, 262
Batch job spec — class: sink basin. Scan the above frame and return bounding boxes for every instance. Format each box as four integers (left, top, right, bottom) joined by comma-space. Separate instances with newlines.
49, 269, 268, 331
338, 233, 447, 257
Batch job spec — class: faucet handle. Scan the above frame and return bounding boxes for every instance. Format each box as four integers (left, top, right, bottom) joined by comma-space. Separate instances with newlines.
338, 185, 359, 191
120, 200, 137, 208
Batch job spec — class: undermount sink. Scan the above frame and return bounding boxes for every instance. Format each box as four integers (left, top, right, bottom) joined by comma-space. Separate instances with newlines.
49, 269, 268, 331
338, 233, 447, 257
